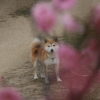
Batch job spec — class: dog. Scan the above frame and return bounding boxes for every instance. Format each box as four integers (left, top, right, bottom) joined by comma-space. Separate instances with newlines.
31, 37, 62, 83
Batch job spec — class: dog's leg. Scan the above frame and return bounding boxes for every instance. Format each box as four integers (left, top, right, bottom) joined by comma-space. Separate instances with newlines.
44, 65, 49, 84
40, 66, 45, 78
33, 59, 38, 79
55, 63, 62, 82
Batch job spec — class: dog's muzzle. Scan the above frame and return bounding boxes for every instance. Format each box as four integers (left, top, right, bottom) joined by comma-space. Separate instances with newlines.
51, 49, 54, 53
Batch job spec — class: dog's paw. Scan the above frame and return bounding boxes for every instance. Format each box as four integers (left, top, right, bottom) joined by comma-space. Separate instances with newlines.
57, 78, 62, 82
45, 78, 49, 84
33, 75, 38, 80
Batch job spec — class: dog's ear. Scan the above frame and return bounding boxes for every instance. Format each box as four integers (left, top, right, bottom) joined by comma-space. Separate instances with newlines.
44, 38, 48, 43
53, 37, 58, 42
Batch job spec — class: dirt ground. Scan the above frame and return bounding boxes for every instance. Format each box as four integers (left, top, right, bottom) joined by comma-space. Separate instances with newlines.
0, 0, 100, 100
0, 14, 68, 100
0, 3, 67, 100
0, 14, 100, 100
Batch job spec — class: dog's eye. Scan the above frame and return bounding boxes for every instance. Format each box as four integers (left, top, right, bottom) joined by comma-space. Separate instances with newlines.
53, 45, 55, 46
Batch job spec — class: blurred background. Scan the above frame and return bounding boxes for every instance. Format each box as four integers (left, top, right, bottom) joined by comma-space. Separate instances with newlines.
0, 0, 100, 74
0, 0, 100, 19
0, 0, 100, 100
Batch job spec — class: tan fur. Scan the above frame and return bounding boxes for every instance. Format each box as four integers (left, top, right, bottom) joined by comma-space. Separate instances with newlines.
31, 37, 62, 83
32, 39, 56, 62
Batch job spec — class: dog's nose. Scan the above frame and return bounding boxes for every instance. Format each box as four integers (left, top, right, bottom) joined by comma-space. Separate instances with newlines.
51, 49, 53, 52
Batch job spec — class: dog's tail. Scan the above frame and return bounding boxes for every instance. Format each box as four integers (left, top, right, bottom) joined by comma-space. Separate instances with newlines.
32, 38, 41, 56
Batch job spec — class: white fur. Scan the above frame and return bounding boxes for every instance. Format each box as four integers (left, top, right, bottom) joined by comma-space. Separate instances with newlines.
33, 39, 62, 83
44, 56, 57, 65
44, 43, 62, 83
45, 43, 59, 53
32, 38, 41, 44
44, 55, 62, 82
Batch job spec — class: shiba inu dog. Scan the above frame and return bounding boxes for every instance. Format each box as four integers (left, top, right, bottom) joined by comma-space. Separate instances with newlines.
31, 37, 62, 83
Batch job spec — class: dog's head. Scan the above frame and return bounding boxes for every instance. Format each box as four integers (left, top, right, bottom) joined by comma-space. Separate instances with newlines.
44, 37, 59, 53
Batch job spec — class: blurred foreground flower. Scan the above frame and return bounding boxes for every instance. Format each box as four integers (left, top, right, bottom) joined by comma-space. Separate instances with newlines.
58, 43, 80, 70
32, 2, 56, 33
53, 0, 77, 10
0, 87, 23, 100
91, 4, 100, 33
58, 39, 99, 93
61, 14, 84, 33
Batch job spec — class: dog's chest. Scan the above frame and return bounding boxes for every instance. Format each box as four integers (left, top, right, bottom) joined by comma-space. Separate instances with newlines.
44, 57, 57, 65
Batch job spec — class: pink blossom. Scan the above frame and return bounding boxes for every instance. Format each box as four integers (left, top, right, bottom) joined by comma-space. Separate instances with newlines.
57, 41, 99, 93
58, 44, 87, 92
61, 14, 84, 33
0, 87, 23, 100
31, 2, 56, 33
58, 43, 80, 70
53, 0, 77, 10
91, 4, 100, 33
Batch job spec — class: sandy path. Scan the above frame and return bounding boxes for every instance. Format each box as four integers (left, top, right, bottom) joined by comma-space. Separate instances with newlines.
0, 0, 37, 76
0, 16, 33, 75
0, 15, 99, 100
0, 1, 69, 98
0, 15, 67, 100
